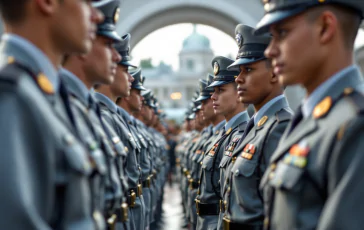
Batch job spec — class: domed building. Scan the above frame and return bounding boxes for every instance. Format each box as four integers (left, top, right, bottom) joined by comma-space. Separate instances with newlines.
143, 25, 214, 121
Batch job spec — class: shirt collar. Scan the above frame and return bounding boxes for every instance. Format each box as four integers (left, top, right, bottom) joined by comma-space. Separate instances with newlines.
2, 33, 59, 91
254, 95, 285, 125
94, 92, 118, 113
60, 68, 90, 104
302, 65, 357, 118
213, 120, 226, 133
225, 111, 248, 131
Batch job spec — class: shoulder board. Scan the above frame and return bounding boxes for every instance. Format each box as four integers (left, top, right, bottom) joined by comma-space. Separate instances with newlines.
344, 88, 364, 114
275, 108, 293, 123
0, 62, 27, 85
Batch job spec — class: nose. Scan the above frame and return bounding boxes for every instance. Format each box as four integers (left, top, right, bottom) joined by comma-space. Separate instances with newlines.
112, 47, 122, 63
264, 39, 278, 59
235, 70, 244, 84
91, 7, 104, 24
129, 73, 135, 83
211, 91, 217, 101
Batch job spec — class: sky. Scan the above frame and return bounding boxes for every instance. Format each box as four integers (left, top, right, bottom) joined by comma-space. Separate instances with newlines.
131, 23, 364, 71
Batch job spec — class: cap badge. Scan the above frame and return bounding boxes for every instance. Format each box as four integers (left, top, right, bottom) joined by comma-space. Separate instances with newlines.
235, 33, 243, 49
213, 62, 220, 75
114, 7, 120, 23
37, 73, 54, 94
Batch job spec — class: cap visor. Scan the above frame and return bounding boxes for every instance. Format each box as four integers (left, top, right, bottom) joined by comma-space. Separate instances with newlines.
255, 8, 305, 35
98, 30, 122, 42
120, 60, 137, 68
227, 57, 267, 71
195, 95, 211, 102
132, 85, 147, 91
206, 80, 234, 90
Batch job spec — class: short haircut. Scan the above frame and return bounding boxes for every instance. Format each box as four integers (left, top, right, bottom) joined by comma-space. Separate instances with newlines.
0, 0, 28, 23
306, 4, 361, 49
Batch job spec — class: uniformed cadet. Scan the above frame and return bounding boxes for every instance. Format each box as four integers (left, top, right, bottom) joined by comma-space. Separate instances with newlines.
134, 89, 157, 230
116, 66, 149, 230
187, 75, 226, 230
0, 0, 103, 229
217, 24, 292, 230
94, 33, 146, 230
254, 0, 364, 229
60, 0, 131, 229
195, 56, 249, 230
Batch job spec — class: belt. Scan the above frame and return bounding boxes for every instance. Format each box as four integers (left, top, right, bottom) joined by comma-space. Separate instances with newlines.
195, 199, 219, 216
189, 178, 199, 189
223, 217, 263, 230
142, 177, 151, 188
219, 200, 227, 213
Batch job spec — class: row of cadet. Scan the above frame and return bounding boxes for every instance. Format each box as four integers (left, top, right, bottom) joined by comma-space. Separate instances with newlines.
0, 0, 169, 230
176, 1, 364, 230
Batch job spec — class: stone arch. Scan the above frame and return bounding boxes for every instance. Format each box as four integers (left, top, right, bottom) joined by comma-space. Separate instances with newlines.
116, 0, 264, 48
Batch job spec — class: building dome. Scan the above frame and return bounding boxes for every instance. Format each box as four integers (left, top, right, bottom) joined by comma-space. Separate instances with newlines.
182, 25, 211, 52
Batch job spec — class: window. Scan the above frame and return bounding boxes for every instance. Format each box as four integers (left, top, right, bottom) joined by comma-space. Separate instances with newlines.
187, 59, 195, 71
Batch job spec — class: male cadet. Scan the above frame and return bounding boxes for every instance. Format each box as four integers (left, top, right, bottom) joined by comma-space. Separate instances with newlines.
0, 0, 101, 229
253, 0, 364, 229
134, 89, 158, 230
95, 33, 145, 230
196, 56, 248, 230
60, 0, 130, 229
116, 67, 150, 230
188, 75, 226, 230
218, 24, 292, 230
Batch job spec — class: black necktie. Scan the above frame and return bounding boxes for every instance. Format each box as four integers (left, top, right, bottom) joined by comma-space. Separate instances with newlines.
287, 106, 303, 135
242, 118, 255, 140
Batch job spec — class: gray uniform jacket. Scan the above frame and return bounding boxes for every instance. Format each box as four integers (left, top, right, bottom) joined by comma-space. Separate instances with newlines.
261, 69, 364, 230
0, 38, 94, 229
62, 70, 126, 221
226, 97, 291, 226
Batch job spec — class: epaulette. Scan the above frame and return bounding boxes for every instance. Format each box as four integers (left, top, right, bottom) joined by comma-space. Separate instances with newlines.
275, 107, 292, 123
0, 62, 24, 85
344, 88, 364, 114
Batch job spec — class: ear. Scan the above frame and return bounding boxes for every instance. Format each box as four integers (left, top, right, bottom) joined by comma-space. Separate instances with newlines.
34, 0, 58, 16
270, 71, 278, 83
317, 11, 337, 45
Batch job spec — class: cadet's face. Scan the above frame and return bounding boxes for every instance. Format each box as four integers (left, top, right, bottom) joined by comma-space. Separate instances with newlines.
201, 98, 214, 122
112, 65, 134, 97
127, 89, 143, 112
85, 36, 119, 85
236, 60, 273, 105
211, 83, 240, 117
53, 0, 102, 53
265, 13, 320, 87
141, 105, 152, 122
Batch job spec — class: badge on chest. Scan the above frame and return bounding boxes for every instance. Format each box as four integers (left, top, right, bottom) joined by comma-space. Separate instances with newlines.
283, 140, 310, 168
208, 143, 219, 156
224, 136, 241, 157
241, 143, 256, 160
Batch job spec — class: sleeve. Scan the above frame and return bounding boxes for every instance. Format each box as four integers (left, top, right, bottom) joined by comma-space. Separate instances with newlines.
0, 91, 52, 230
317, 117, 364, 230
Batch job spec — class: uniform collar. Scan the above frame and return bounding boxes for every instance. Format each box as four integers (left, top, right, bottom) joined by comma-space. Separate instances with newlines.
225, 111, 249, 131
1, 33, 59, 91
254, 94, 285, 125
94, 92, 118, 113
213, 120, 226, 133
302, 65, 357, 118
60, 68, 90, 106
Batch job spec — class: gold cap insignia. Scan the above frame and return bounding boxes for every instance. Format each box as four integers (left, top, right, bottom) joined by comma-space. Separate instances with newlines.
7, 56, 15, 64
213, 62, 220, 75
225, 127, 232, 135
313, 96, 332, 119
258, 116, 268, 127
114, 8, 120, 23
37, 73, 54, 94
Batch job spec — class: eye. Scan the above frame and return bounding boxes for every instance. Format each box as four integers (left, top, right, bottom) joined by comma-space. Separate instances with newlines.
245, 67, 253, 72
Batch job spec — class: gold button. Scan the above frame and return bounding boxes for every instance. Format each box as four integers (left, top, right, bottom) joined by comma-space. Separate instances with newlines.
269, 172, 275, 180
270, 163, 277, 170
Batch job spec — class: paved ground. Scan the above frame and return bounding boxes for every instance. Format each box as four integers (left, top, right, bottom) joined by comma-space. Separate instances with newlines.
160, 183, 186, 230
